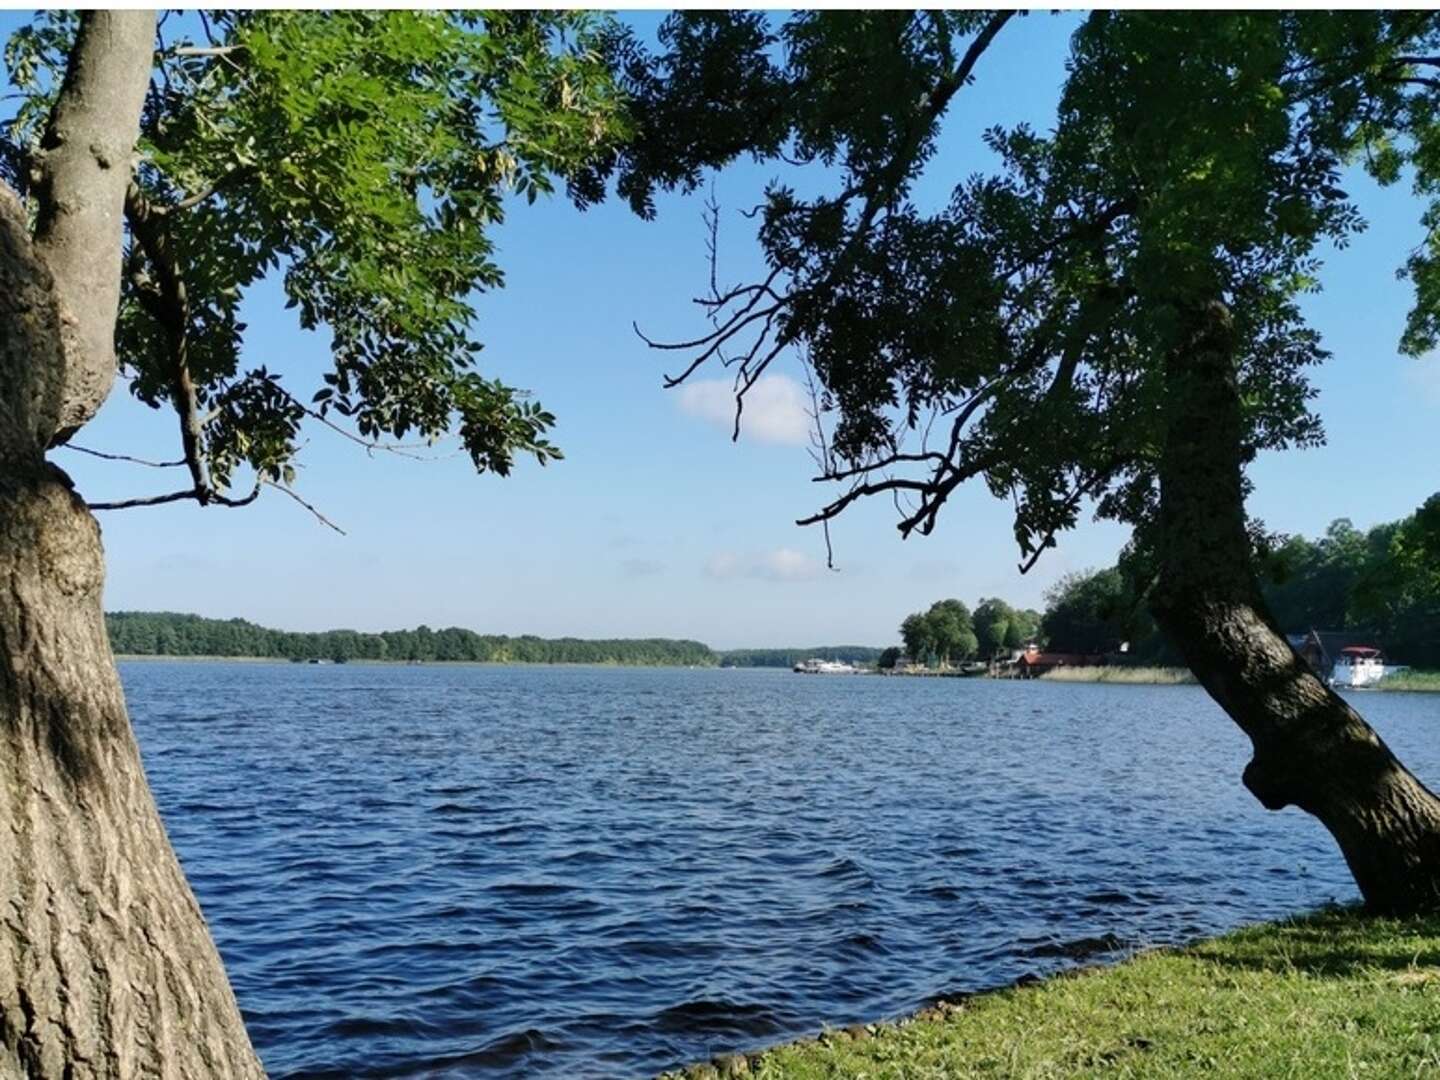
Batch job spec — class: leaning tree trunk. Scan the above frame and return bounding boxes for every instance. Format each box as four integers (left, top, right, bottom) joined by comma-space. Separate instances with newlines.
1, 12, 264, 1076
1150, 300, 1440, 914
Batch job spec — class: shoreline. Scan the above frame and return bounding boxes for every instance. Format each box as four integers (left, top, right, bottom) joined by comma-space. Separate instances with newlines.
110, 655, 1440, 690
664, 905, 1440, 1078
113, 654, 725, 668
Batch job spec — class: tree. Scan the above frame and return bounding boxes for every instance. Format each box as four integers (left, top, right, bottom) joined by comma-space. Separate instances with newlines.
925, 598, 977, 666
1349, 494, 1440, 668
1, 11, 628, 1073
973, 597, 1017, 658
1041, 569, 1131, 654
899, 611, 933, 664
877, 645, 902, 670
620, 11, 1440, 911
1006, 608, 1042, 650
1264, 519, 1370, 633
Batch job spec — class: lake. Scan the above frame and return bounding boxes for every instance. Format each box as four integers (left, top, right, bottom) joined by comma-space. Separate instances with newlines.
120, 662, 1440, 1078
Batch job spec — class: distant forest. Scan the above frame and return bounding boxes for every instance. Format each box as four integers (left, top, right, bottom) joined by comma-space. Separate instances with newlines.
1041, 493, 1440, 668
104, 612, 881, 668
715, 647, 883, 668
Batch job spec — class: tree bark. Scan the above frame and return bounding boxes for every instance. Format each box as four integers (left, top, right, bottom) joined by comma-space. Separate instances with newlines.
32, 11, 156, 441
0, 464, 265, 1079
1150, 301, 1440, 914
1, 13, 265, 1076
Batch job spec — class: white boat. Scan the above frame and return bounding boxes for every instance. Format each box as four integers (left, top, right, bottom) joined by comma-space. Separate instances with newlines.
1330, 646, 1387, 688
793, 658, 859, 674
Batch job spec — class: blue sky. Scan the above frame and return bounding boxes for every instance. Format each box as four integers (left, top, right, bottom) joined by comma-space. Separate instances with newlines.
14, 12, 1440, 648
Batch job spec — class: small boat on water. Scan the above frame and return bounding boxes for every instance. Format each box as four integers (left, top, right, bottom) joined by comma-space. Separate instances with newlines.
1330, 646, 1388, 688
793, 658, 860, 674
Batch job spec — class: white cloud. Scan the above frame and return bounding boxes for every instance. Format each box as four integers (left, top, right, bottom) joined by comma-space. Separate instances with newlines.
704, 547, 823, 582
620, 558, 665, 578
676, 374, 812, 446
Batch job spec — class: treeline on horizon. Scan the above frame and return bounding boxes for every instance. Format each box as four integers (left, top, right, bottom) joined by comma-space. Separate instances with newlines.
104, 612, 882, 668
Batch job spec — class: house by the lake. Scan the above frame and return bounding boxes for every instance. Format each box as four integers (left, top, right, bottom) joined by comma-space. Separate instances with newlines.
1012, 644, 1106, 678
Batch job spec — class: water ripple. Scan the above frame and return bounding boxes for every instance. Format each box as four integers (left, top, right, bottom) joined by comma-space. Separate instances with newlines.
119, 663, 1440, 1078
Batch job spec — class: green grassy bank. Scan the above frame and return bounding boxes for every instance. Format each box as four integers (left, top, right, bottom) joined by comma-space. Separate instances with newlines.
1038, 665, 1197, 685
668, 908, 1440, 1078
1376, 670, 1440, 692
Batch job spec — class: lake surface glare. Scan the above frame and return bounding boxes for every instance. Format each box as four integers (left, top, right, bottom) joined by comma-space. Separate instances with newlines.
121, 662, 1439, 1078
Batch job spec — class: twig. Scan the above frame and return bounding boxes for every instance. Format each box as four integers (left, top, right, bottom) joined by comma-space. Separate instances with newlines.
264, 479, 346, 534
61, 443, 186, 468
170, 44, 243, 59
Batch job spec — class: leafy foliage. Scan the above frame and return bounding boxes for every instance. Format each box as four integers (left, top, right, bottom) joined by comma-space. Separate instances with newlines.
1040, 569, 1145, 656
4, 10, 629, 496
973, 597, 1041, 658
899, 598, 978, 666
615, 11, 1440, 568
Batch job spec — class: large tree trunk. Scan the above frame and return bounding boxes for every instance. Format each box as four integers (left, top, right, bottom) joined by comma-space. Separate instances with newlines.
1150, 301, 1440, 914
1, 13, 264, 1076
0, 464, 264, 1078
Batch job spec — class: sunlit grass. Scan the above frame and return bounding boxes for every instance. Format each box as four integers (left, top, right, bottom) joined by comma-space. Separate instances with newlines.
668, 908, 1440, 1079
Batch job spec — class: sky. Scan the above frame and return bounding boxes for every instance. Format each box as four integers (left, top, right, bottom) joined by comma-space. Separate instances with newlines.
11, 12, 1440, 649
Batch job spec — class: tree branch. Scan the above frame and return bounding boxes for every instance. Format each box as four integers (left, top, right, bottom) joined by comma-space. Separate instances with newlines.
263, 479, 346, 534
88, 476, 261, 512
125, 184, 211, 499
60, 443, 186, 468
32, 11, 156, 442
170, 44, 244, 59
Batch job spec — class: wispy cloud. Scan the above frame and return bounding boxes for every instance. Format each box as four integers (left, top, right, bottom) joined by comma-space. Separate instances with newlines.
704, 547, 823, 582
676, 374, 811, 446
620, 558, 665, 578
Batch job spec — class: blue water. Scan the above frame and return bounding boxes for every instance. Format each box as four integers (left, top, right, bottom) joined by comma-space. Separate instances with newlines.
120, 662, 1440, 1078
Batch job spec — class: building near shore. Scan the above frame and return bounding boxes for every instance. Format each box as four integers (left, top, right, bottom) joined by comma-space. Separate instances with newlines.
1012, 645, 1107, 678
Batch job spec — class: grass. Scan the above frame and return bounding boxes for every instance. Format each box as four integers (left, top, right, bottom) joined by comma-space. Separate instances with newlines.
668, 908, 1440, 1079
1376, 670, 1440, 693
1038, 665, 1196, 685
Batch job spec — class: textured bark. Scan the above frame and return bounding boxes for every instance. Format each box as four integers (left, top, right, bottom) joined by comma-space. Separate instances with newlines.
1151, 302, 1440, 914
1, 13, 264, 1076
0, 466, 265, 1079
31, 11, 155, 441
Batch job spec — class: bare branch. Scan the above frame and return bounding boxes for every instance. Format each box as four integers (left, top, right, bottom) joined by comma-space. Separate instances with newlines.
88, 489, 199, 511
60, 443, 186, 468
161, 166, 248, 215
170, 44, 243, 59
88, 476, 261, 512
264, 479, 346, 534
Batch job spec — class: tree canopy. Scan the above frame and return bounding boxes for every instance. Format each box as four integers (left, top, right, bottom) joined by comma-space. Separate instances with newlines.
613, 11, 1440, 570
899, 598, 978, 666
973, 597, 1040, 657
3, 10, 629, 509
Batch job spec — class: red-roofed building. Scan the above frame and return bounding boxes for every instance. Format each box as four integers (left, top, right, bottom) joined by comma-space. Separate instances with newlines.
1013, 645, 1106, 678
